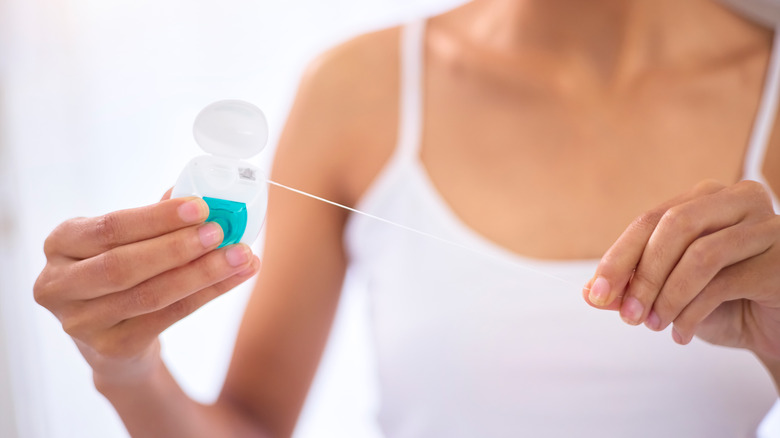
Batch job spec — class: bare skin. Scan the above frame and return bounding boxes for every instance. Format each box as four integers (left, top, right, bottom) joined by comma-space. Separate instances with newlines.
34, 0, 780, 436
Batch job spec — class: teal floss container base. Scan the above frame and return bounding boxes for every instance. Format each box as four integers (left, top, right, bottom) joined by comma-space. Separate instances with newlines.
170, 100, 270, 247
203, 197, 248, 248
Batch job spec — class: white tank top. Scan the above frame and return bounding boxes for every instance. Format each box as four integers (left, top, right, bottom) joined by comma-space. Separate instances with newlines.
344, 20, 780, 438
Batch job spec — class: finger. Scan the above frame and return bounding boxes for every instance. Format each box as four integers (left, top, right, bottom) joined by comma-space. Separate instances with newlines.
586, 180, 725, 308
670, 288, 738, 346
66, 222, 227, 299
668, 260, 750, 346
620, 183, 761, 325
63, 222, 225, 299
45, 197, 209, 260
91, 244, 255, 325
646, 220, 775, 332
113, 256, 260, 347
582, 276, 621, 311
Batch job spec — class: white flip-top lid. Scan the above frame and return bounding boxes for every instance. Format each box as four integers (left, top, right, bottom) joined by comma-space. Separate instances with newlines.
193, 100, 268, 159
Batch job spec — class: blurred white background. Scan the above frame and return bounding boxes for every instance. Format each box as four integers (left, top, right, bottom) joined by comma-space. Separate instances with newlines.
0, 1, 465, 437
4, 1, 780, 437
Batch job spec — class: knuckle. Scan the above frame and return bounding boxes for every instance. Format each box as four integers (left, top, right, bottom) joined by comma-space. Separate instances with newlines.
42, 231, 60, 258
632, 209, 664, 232
126, 283, 162, 312
42, 236, 57, 258
33, 267, 65, 308
32, 270, 52, 306
629, 269, 664, 295
659, 206, 696, 236
60, 309, 91, 338
686, 239, 722, 273
98, 251, 128, 289
95, 213, 123, 247
738, 179, 765, 194
43, 218, 80, 257
166, 297, 198, 321
210, 279, 234, 296
197, 255, 227, 283
739, 180, 774, 211
693, 179, 725, 195
169, 231, 197, 258
42, 237, 54, 258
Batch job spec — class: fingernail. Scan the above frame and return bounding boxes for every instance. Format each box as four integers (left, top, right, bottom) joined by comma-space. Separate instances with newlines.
198, 222, 223, 248
226, 245, 251, 267
178, 198, 208, 223
672, 328, 684, 345
620, 297, 644, 325
645, 310, 661, 331
588, 276, 611, 306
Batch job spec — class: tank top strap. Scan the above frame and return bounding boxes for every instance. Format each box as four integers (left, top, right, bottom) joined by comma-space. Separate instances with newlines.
744, 29, 780, 186
395, 19, 426, 162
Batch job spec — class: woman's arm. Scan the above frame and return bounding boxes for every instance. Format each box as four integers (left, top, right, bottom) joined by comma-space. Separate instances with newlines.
36, 27, 400, 438
218, 27, 401, 438
94, 352, 269, 438
35, 194, 265, 438
95, 28, 400, 438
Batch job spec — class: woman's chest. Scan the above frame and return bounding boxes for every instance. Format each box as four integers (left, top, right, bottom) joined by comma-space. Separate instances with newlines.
419, 76, 766, 259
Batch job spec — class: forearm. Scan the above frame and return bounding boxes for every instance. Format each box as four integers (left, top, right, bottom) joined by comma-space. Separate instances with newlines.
94, 356, 267, 438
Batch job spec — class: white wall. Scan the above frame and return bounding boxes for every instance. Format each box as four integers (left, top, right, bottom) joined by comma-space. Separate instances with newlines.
0, 1, 464, 437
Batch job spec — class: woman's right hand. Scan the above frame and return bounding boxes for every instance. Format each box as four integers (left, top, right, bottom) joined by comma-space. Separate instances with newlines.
33, 196, 260, 387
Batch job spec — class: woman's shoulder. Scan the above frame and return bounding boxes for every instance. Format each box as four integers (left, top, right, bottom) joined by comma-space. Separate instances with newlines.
297, 26, 401, 114
309, 26, 400, 85
274, 26, 402, 205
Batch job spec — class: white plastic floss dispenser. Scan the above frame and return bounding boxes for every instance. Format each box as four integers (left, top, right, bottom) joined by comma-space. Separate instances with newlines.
171, 100, 269, 247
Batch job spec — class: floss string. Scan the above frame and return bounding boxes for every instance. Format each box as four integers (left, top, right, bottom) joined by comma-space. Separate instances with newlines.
265, 178, 590, 291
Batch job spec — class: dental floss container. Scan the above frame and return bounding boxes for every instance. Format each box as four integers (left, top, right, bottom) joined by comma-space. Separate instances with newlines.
171, 100, 269, 248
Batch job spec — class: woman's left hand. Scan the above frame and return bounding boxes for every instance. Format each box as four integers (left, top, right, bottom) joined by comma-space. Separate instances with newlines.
583, 179, 780, 362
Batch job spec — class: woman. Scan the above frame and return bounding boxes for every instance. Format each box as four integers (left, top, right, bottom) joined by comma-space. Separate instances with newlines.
34, 0, 780, 436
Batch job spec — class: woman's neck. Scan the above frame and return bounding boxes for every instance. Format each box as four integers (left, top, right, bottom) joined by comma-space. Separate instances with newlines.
438, 0, 771, 90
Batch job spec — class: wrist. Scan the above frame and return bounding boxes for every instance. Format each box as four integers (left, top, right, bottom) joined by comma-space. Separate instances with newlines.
89, 341, 164, 396
89, 344, 214, 438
